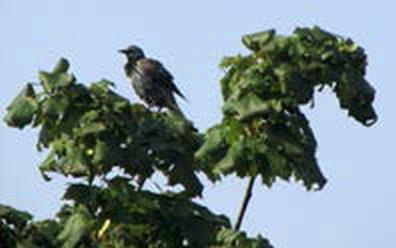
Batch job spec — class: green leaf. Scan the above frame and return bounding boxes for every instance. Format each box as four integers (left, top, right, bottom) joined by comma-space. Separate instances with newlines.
39, 150, 57, 181
61, 141, 90, 177
75, 122, 106, 137
212, 140, 242, 177
53, 58, 70, 74
242, 29, 275, 52
223, 93, 282, 121
44, 139, 90, 178
41, 96, 70, 120
195, 124, 227, 160
90, 78, 115, 91
57, 206, 92, 248
39, 58, 75, 93
4, 83, 38, 128
335, 76, 377, 126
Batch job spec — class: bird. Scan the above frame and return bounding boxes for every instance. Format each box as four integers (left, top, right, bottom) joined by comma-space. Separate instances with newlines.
119, 45, 186, 117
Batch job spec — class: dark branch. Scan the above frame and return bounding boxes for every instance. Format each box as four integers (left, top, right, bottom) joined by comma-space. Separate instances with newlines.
234, 175, 257, 231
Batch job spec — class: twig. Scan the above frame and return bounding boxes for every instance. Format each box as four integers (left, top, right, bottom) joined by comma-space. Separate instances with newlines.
137, 177, 146, 191
234, 175, 257, 231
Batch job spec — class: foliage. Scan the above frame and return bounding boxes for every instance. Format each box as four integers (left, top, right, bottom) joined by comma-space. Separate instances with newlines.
196, 26, 376, 190
2, 26, 376, 247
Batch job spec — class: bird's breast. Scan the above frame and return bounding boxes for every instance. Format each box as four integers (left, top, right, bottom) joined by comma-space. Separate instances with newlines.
129, 72, 153, 102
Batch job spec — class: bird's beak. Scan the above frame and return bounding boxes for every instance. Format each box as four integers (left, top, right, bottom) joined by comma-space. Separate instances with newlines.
118, 49, 127, 54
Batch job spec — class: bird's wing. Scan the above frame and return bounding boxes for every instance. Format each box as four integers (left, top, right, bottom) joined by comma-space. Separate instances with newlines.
136, 58, 186, 100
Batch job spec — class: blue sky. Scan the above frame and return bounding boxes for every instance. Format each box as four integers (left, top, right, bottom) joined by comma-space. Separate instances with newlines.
0, 1, 394, 247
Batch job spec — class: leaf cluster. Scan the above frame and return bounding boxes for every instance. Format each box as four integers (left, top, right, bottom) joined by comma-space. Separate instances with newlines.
196, 26, 376, 190
2, 26, 377, 247
5, 58, 202, 196
3, 58, 270, 247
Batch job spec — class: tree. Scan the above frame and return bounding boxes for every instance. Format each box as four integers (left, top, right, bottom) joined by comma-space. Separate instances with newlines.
1, 26, 376, 247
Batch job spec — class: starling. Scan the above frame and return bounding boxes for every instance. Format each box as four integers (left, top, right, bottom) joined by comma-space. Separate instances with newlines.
119, 45, 186, 117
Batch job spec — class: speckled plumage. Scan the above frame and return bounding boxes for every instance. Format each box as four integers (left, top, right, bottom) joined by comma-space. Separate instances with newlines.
120, 45, 186, 117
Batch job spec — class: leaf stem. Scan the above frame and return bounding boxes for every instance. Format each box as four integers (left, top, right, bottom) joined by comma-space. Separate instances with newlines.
234, 175, 257, 231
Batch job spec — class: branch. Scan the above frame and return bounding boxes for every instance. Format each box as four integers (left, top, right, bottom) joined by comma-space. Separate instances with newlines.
234, 175, 257, 231
137, 178, 146, 191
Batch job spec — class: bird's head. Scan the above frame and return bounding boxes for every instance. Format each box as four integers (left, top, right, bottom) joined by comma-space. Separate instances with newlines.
119, 45, 145, 62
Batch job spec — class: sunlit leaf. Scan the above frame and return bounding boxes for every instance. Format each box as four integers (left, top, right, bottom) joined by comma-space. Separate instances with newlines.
4, 83, 38, 128
242, 29, 275, 52
57, 206, 92, 248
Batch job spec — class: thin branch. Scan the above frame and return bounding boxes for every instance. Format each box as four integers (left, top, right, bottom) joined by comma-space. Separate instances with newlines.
137, 177, 146, 191
87, 167, 96, 216
234, 175, 257, 231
